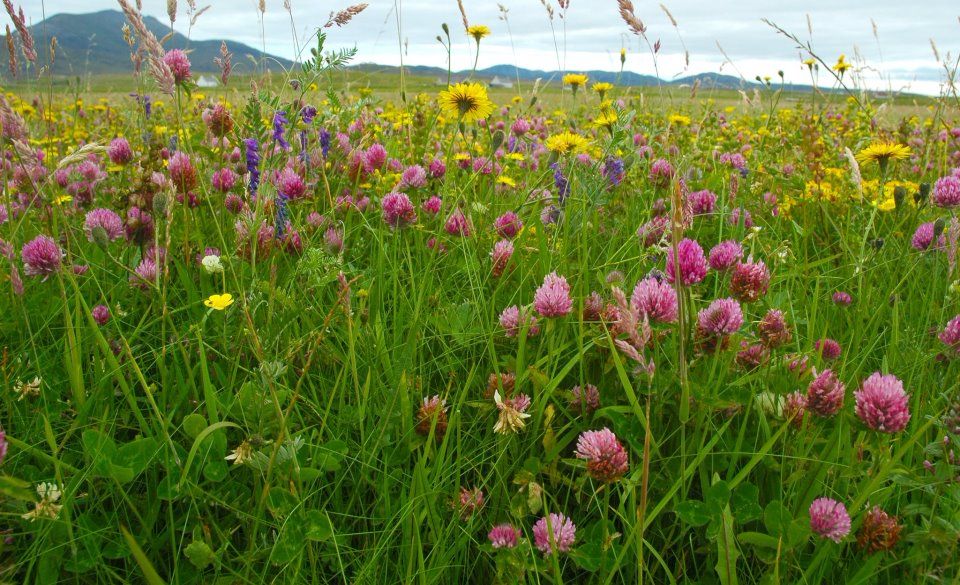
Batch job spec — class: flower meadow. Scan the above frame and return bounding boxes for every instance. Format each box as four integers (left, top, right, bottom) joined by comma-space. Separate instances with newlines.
1, 2, 960, 584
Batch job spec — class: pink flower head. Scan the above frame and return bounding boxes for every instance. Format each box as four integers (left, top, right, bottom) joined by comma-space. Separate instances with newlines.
381, 192, 417, 228
457, 487, 484, 519
499, 305, 540, 338
815, 338, 842, 361
168, 151, 197, 193
494, 211, 523, 239
488, 524, 520, 549
697, 298, 743, 337
832, 291, 852, 306
532, 513, 576, 554
275, 167, 306, 199
730, 259, 770, 302
806, 369, 845, 417
783, 391, 807, 428
637, 215, 669, 247
809, 497, 851, 543
422, 195, 442, 215
212, 167, 238, 192
709, 240, 743, 271
855, 372, 911, 433
631, 277, 678, 323
444, 208, 472, 236
649, 158, 674, 187
534, 272, 573, 317
939, 315, 960, 356
688, 189, 718, 215
665, 238, 708, 285
758, 308, 791, 348
491, 240, 514, 277
107, 137, 133, 165
92, 304, 111, 325
570, 384, 600, 413
399, 164, 428, 190
912, 222, 944, 251
363, 144, 388, 173
21, 235, 62, 277
83, 208, 124, 243
575, 428, 628, 482
163, 49, 192, 83
933, 175, 960, 208
729, 207, 753, 228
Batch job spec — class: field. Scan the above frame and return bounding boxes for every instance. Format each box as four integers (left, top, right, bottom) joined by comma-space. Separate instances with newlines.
1, 3, 960, 585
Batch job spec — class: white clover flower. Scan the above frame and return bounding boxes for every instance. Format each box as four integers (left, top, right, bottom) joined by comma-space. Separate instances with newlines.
201, 254, 224, 274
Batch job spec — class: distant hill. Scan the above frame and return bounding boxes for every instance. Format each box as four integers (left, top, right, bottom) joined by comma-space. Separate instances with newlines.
1, 9, 293, 76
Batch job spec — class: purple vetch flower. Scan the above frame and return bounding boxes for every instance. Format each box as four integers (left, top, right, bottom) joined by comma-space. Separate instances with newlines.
21, 235, 62, 277
272, 110, 290, 149
243, 138, 261, 198
551, 163, 570, 203
809, 498, 851, 543
319, 129, 331, 158
532, 513, 576, 554
300, 105, 317, 124
602, 156, 625, 186
534, 272, 573, 317
855, 372, 911, 433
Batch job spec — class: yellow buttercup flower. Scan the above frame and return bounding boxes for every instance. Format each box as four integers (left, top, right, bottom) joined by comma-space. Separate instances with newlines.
204, 293, 234, 311
437, 82, 496, 124
467, 25, 491, 42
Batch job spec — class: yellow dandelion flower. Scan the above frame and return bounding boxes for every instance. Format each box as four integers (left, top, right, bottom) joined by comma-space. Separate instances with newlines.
204, 293, 234, 311
467, 25, 491, 42
855, 142, 911, 168
437, 82, 496, 124
544, 131, 591, 155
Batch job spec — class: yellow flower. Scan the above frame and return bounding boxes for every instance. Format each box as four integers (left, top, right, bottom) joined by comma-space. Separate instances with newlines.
855, 142, 911, 167
833, 54, 852, 74
496, 175, 516, 187
53, 194, 73, 205
204, 293, 234, 311
803, 58, 816, 69
668, 114, 691, 126
592, 82, 614, 98
593, 110, 618, 129
437, 82, 496, 124
563, 73, 589, 89
544, 130, 591, 155
467, 25, 491, 42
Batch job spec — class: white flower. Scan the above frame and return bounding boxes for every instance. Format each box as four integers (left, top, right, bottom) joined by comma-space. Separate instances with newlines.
201, 254, 224, 274
22, 482, 63, 521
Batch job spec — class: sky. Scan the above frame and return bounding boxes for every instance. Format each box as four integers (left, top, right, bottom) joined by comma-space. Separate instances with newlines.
17, 0, 960, 95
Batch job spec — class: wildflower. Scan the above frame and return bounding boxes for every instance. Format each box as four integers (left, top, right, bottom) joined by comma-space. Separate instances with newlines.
806, 369, 845, 417
499, 305, 540, 338
83, 208, 124, 244
457, 487, 485, 518
728, 207, 753, 228
911, 222, 942, 251
272, 110, 290, 149
592, 82, 613, 99
688, 189, 717, 215
833, 291, 852, 306
649, 158, 674, 187
758, 308, 791, 348
783, 391, 807, 428
21, 235, 62, 277
92, 304, 111, 326
162, 49, 191, 83
736, 342, 769, 370
575, 428, 628, 482
415, 395, 448, 440
809, 497, 851, 542
665, 239, 708, 286
488, 524, 520, 548
399, 165, 428, 190
696, 298, 743, 350
243, 138, 261, 197
857, 506, 902, 554
563, 73, 589, 95
422, 195, 442, 215
202, 103, 233, 137
212, 167, 238, 193
709, 240, 743, 271
939, 315, 960, 356
570, 384, 600, 414
201, 254, 224, 274
225, 440, 253, 465
0, 428, 6, 464
729, 259, 770, 302
485, 372, 516, 399
637, 216, 669, 247
855, 372, 911, 433
631, 277, 678, 323
494, 211, 522, 239
444, 208, 473, 236
168, 151, 198, 193
602, 156, 625, 186
381, 192, 417, 228
22, 482, 63, 522
438, 82, 495, 123
13, 377, 41, 400
491, 240, 514, 277
534, 272, 573, 317
815, 338, 842, 361
855, 142, 911, 170
494, 390, 531, 434
466, 24, 490, 42
832, 54, 852, 75
107, 137, 133, 165
532, 513, 576, 554
204, 293, 234, 311
544, 131, 591, 155
933, 175, 960, 209
275, 167, 306, 199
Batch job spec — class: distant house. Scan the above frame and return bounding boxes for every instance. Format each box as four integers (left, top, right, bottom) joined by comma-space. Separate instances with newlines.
489, 76, 513, 89
197, 75, 219, 88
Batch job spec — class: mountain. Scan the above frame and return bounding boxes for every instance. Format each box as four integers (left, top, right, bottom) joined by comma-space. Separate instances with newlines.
1, 10, 293, 76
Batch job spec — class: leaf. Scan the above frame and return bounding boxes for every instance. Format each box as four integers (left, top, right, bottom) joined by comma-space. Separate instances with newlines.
304, 510, 334, 542
184, 540, 216, 570
116, 437, 160, 476
731, 483, 762, 523
706, 480, 731, 512
715, 505, 740, 585
267, 487, 299, 518
676, 500, 714, 526
738, 531, 781, 549
182, 414, 207, 439
763, 500, 792, 538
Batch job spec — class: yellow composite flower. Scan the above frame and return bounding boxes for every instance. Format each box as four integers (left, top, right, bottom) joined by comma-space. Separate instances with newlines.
593, 110, 618, 129
592, 82, 613, 98
855, 142, 911, 167
467, 25, 491, 42
204, 293, 234, 311
668, 114, 691, 126
437, 82, 496, 124
563, 73, 589, 89
496, 175, 516, 187
544, 130, 591, 155
833, 54, 852, 74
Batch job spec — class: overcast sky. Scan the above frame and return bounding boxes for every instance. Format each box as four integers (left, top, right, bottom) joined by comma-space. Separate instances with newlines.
18, 0, 960, 94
